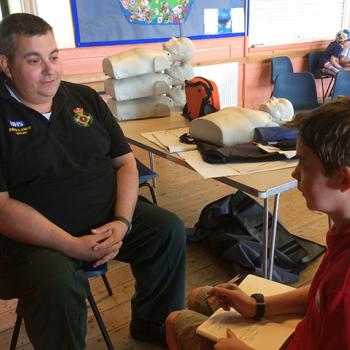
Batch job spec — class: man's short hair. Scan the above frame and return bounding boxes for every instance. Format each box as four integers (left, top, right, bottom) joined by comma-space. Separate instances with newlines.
286, 98, 350, 176
0, 13, 52, 61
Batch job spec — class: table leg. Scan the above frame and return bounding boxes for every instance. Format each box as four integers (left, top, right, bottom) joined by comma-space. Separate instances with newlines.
262, 198, 269, 278
268, 193, 281, 280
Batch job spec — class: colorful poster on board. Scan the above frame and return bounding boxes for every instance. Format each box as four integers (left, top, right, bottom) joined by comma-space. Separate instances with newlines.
70, 0, 245, 47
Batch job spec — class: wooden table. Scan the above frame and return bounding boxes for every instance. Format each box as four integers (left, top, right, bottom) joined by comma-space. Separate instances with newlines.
120, 114, 298, 279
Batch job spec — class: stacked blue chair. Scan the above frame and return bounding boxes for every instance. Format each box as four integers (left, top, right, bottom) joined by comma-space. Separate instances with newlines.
272, 72, 320, 112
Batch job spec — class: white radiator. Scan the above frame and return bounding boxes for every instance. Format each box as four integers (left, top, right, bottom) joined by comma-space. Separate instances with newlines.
193, 62, 238, 108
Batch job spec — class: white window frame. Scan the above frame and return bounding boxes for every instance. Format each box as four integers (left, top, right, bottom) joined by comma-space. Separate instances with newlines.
248, 0, 350, 47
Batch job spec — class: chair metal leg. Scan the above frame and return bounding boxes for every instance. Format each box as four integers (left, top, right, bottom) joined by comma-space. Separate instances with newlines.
102, 274, 113, 296
324, 77, 334, 100
139, 182, 158, 204
148, 152, 157, 188
320, 78, 325, 102
10, 301, 22, 350
87, 293, 115, 350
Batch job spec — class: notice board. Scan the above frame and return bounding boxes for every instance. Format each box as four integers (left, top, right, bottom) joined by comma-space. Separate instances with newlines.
70, 0, 246, 47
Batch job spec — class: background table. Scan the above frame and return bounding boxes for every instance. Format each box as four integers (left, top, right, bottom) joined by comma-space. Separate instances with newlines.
120, 114, 298, 279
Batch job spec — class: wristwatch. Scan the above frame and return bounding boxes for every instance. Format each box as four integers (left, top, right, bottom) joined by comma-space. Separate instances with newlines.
114, 215, 132, 235
250, 293, 265, 320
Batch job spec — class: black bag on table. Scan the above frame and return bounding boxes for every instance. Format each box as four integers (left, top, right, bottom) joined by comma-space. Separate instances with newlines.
187, 191, 325, 283
196, 140, 287, 164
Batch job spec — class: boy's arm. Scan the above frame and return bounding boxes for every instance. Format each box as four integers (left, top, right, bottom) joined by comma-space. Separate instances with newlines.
265, 285, 310, 317
210, 284, 310, 318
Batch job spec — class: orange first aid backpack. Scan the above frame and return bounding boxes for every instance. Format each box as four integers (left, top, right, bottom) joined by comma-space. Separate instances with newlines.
182, 77, 220, 120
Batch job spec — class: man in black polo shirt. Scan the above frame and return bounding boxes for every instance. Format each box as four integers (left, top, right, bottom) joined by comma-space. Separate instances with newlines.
0, 13, 186, 349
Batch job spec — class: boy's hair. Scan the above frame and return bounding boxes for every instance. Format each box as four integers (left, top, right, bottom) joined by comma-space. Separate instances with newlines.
286, 98, 350, 176
0, 13, 52, 61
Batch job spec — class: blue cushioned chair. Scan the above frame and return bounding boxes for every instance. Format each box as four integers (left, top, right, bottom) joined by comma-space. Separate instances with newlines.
271, 56, 293, 84
308, 51, 334, 102
331, 70, 350, 100
10, 263, 115, 350
272, 72, 320, 112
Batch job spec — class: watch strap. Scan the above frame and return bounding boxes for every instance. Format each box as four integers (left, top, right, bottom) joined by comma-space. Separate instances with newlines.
250, 293, 265, 320
113, 216, 132, 234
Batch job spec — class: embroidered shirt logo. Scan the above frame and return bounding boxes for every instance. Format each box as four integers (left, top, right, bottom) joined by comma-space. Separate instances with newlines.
8, 120, 32, 135
73, 107, 94, 127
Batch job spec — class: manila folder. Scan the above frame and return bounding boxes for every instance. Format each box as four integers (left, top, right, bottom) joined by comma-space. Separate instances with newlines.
196, 274, 303, 350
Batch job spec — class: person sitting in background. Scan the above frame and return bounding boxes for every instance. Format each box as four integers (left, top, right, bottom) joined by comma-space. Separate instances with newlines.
318, 30, 347, 76
339, 38, 350, 68
166, 98, 350, 350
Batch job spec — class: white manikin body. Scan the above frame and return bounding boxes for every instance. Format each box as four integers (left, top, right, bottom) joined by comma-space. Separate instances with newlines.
107, 95, 174, 121
190, 107, 278, 146
103, 48, 172, 79
104, 73, 172, 101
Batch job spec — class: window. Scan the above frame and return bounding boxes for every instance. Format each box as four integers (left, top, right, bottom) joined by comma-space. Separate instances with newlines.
248, 0, 349, 47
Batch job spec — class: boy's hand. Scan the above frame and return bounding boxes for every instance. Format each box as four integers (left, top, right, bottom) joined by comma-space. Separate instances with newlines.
214, 329, 254, 350
209, 284, 257, 318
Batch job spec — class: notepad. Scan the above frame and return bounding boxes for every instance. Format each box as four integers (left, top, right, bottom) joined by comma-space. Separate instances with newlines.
196, 274, 303, 350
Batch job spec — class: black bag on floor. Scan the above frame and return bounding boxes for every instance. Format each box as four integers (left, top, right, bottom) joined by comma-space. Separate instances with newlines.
188, 191, 325, 283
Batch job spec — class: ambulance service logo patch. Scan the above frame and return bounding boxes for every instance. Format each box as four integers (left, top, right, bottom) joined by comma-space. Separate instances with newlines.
73, 107, 94, 127
8, 120, 32, 135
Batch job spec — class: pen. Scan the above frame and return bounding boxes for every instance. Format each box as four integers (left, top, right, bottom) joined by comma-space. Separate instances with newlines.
199, 274, 241, 303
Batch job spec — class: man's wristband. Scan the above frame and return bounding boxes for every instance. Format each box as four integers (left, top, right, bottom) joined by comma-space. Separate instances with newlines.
250, 293, 265, 320
113, 215, 132, 235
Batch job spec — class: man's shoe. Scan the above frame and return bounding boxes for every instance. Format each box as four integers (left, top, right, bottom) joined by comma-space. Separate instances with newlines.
130, 319, 166, 347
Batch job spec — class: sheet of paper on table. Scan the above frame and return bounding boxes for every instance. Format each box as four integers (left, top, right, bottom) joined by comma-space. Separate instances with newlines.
141, 127, 197, 153
179, 150, 297, 179
257, 144, 296, 159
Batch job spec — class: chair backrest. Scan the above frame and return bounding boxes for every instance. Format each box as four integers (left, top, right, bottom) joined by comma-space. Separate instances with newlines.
272, 72, 319, 112
271, 56, 294, 83
332, 70, 350, 100
308, 52, 322, 75
136, 158, 157, 184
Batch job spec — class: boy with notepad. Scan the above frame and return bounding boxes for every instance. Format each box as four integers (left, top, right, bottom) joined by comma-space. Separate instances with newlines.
166, 98, 350, 350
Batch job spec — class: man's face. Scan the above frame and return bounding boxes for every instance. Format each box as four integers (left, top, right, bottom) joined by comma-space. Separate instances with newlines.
1, 31, 62, 107
292, 138, 340, 213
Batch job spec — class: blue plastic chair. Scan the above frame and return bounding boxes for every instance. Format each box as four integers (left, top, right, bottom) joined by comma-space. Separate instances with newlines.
272, 72, 320, 112
331, 70, 350, 100
308, 52, 334, 102
10, 263, 115, 350
136, 158, 158, 204
271, 56, 294, 84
